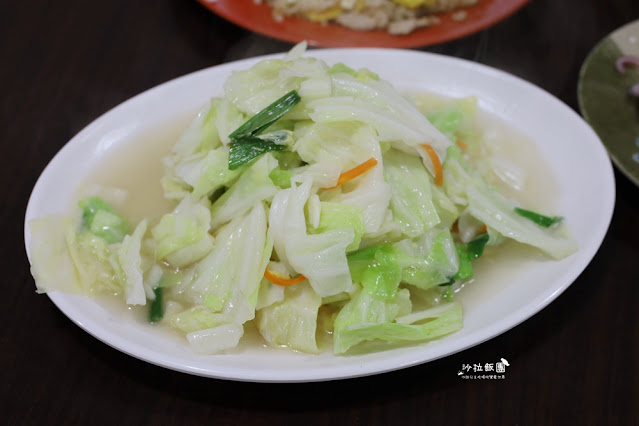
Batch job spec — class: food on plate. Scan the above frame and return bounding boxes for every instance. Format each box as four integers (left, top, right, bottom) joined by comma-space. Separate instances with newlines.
28, 42, 577, 356
255, 0, 478, 35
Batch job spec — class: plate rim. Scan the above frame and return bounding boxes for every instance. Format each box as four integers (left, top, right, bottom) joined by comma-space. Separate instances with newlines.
577, 18, 639, 188
25, 48, 616, 382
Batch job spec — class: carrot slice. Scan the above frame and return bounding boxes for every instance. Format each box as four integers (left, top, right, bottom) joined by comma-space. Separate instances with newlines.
456, 140, 468, 150
452, 221, 487, 234
421, 144, 443, 186
264, 269, 307, 286
323, 157, 378, 190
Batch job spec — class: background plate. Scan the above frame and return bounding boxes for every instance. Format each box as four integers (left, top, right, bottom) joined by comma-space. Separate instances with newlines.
578, 19, 639, 187
25, 49, 614, 382
198, 0, 529, 48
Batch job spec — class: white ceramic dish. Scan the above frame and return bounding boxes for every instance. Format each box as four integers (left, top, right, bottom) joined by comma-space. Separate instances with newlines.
24, 48, 615, 383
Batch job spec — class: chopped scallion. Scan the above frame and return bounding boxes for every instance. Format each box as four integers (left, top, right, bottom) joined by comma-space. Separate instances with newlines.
229, 90, 301, 140
149, 287, 164, 323
228, 90, 301, 170
514, 207, 563, 227
228, 137, 287, 170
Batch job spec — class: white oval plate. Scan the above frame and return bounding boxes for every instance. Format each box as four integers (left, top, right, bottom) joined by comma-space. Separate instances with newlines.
25, 48, 615, 383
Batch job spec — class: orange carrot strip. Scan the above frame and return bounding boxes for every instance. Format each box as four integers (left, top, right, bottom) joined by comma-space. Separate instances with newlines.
452, 221, 486, 234
323, 157, 378, 190
456, 140, 468, 150
421, 144, 443, 186
264, 269, 307, 286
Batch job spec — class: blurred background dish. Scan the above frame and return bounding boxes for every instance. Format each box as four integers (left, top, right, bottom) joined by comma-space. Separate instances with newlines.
578, 19, 639, 187
197, 0, 529, 48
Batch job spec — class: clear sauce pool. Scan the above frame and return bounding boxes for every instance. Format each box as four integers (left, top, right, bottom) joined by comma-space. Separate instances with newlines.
73, 112, 196, 224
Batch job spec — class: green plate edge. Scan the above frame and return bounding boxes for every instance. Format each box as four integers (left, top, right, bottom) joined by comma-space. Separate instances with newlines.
577, 20, 639, 187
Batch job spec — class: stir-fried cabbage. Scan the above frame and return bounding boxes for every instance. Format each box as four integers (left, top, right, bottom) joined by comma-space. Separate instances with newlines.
28, 42, 577, 356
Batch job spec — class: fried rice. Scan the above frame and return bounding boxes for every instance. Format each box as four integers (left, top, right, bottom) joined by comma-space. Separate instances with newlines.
255, 0, 479, 35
